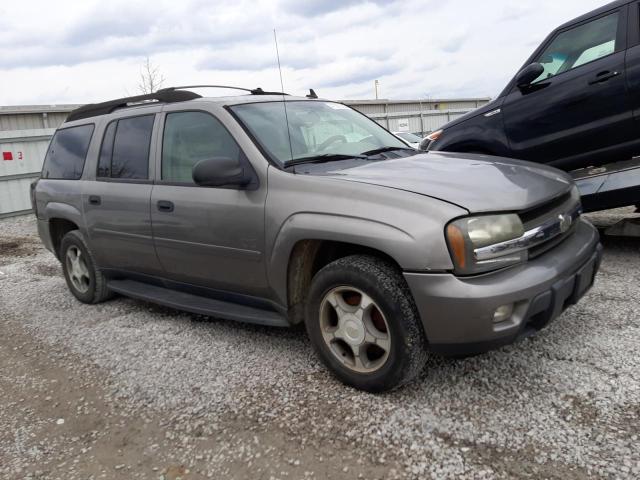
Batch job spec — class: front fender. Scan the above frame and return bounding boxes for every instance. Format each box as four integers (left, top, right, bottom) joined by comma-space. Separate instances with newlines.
268, 212, 428, 306
432, 106, 511, 156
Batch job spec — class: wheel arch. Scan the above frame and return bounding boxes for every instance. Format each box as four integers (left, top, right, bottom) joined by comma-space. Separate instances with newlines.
43, 202, 85, 259
268, 213, 416, 324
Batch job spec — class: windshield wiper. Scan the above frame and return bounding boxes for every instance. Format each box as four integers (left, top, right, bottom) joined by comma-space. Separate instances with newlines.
285, 154, 366, 167
360, 146, 415, 156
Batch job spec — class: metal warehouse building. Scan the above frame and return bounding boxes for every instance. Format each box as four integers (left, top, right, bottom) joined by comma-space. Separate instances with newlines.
345, 98, 490, 136
0, 97, 488, 218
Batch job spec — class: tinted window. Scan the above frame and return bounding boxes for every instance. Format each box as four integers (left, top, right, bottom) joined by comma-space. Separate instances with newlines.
534, 12, 619, 83
111, 115, 154, 179
162, 111, 241, 183
97, 121, 116, 177
96, 115, 154, 179
42, 124, 94, 179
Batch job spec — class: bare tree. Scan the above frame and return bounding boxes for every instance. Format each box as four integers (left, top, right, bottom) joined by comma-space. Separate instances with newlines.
138, 57, 165, 94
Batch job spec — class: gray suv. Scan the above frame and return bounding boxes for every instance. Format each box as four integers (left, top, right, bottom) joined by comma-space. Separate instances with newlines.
33, 87, 602, 392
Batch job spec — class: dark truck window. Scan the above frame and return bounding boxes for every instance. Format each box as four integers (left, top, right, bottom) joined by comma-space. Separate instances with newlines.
42, 124, 94, 179
162, 111, 241, 183
97, 121, 116, 177
534, 12, 620, 83
97, 115, 154, 180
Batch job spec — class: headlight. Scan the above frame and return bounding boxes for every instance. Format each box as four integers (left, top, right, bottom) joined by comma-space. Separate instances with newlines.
445, 214, 526, 275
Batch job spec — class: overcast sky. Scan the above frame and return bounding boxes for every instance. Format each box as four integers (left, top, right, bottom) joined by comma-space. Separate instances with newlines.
0, 0, 607, 105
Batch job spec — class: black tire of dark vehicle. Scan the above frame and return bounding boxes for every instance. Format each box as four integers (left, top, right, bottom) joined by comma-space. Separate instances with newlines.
60, 230, 112, 304
305, 254, 428, 393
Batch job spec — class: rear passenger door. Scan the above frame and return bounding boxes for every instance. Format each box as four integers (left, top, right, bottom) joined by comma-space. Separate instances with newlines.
150, 108, 268, 297
83, 113, 164, 276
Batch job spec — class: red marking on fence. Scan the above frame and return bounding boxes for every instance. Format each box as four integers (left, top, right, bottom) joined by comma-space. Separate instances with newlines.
2, 152, 13, 161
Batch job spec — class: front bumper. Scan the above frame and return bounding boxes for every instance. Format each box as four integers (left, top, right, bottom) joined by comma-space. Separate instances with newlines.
404, 218, 602, 356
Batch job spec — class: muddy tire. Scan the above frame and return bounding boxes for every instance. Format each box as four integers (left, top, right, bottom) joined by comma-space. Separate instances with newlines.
305, 255, 428, 393
60, 230, 112, 304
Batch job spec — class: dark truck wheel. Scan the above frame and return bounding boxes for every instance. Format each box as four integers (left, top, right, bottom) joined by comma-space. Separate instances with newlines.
60, 230, 112, 304
305, 255, 428, 393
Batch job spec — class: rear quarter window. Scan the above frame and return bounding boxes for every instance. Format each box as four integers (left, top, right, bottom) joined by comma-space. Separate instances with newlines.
42, 124, 95, 180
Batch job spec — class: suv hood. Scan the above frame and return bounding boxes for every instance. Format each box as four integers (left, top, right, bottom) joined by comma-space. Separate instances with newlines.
313, 151, 573, 213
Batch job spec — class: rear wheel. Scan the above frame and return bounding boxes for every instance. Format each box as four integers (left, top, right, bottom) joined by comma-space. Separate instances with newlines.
305, 255, 428, 392
60, 230, 112, 304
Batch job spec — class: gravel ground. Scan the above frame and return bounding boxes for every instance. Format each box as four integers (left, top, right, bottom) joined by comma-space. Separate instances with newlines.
0, 209, 639, 479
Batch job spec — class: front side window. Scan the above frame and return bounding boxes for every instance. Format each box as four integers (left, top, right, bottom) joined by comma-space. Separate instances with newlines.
97, 115, 154, 180
42, 124, 94, 180
533, 12, 620, 83
162, 111, 241, 183
230, 101, 407, 166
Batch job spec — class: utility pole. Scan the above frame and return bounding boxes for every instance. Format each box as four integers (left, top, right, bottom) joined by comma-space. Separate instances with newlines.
374, 80, 380, 100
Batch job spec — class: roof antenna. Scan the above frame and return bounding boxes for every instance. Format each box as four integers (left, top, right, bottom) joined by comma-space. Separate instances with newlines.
274, 29, 294, 163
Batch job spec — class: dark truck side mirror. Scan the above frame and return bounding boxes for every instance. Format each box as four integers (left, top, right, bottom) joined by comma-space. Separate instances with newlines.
516, 63, 545, 88
192, 157, 250, 188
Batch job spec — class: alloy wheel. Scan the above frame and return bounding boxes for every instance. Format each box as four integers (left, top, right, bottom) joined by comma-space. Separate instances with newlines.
319, 286, 391, 373
65, 246, 91, 293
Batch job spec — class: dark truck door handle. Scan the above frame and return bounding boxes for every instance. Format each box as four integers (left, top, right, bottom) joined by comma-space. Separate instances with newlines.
88, 195, 101, 205
589, 71, 619, 85
157, 200, 174, 212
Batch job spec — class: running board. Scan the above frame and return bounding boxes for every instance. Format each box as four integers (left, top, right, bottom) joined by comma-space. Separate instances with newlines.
107, 279, 290, 328
572, 158, 640, 212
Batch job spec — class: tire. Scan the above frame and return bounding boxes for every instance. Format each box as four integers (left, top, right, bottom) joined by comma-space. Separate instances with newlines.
60, 230, 112, 304
305, 255, 428, 393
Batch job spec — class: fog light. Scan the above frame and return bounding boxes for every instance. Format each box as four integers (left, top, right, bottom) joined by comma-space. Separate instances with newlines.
493, 304, 514, 323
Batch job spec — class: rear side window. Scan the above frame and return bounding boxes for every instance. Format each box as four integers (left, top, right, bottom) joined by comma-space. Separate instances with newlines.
42, 124, 94, 179
162, 111, 241, 183
97, 115, 155, 180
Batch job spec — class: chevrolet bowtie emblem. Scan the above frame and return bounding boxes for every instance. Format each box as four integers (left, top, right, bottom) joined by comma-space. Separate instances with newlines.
558, 213, 572, 233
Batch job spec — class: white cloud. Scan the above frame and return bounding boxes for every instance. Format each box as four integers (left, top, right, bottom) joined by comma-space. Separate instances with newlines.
0, 0, 607, 105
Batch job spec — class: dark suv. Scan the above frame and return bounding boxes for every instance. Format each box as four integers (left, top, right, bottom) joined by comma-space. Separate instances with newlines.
33, 87, 601, 392
424, 0, 640, 212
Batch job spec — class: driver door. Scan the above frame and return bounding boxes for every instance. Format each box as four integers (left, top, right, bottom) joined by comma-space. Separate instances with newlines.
501, 8, 633, 170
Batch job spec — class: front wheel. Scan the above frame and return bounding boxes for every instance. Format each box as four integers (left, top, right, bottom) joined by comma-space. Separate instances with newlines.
305, 255, 428, 392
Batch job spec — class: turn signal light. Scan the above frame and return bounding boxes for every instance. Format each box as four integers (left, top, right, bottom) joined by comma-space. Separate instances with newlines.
446, 224, 466, 269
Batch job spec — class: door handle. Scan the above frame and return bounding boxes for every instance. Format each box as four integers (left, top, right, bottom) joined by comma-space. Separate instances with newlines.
88, 195, 101, 205
588, 71, 619, 85
157, 200, 174, 212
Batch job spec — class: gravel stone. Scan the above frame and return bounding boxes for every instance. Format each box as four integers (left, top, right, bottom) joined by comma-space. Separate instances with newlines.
0, 209, 638, 479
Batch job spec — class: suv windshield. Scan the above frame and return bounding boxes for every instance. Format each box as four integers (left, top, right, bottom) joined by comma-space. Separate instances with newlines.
230, 101, 408, 166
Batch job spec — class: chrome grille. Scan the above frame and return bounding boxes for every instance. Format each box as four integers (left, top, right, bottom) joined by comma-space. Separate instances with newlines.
473, 187, 582, 262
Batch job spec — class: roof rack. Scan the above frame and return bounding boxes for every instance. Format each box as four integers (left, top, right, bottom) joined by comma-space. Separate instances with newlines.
158, 85, 289, 96
66, 85, 294, 123
66, 90, 202, 122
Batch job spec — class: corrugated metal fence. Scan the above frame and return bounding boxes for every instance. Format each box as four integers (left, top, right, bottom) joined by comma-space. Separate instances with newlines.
0, 99, 486, 217
0, 106, 77, 218
0, 129, 56, 217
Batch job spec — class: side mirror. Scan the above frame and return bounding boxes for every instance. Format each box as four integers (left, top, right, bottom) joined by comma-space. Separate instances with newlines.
516, 63, 545, 88
192, 157, 250, 188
